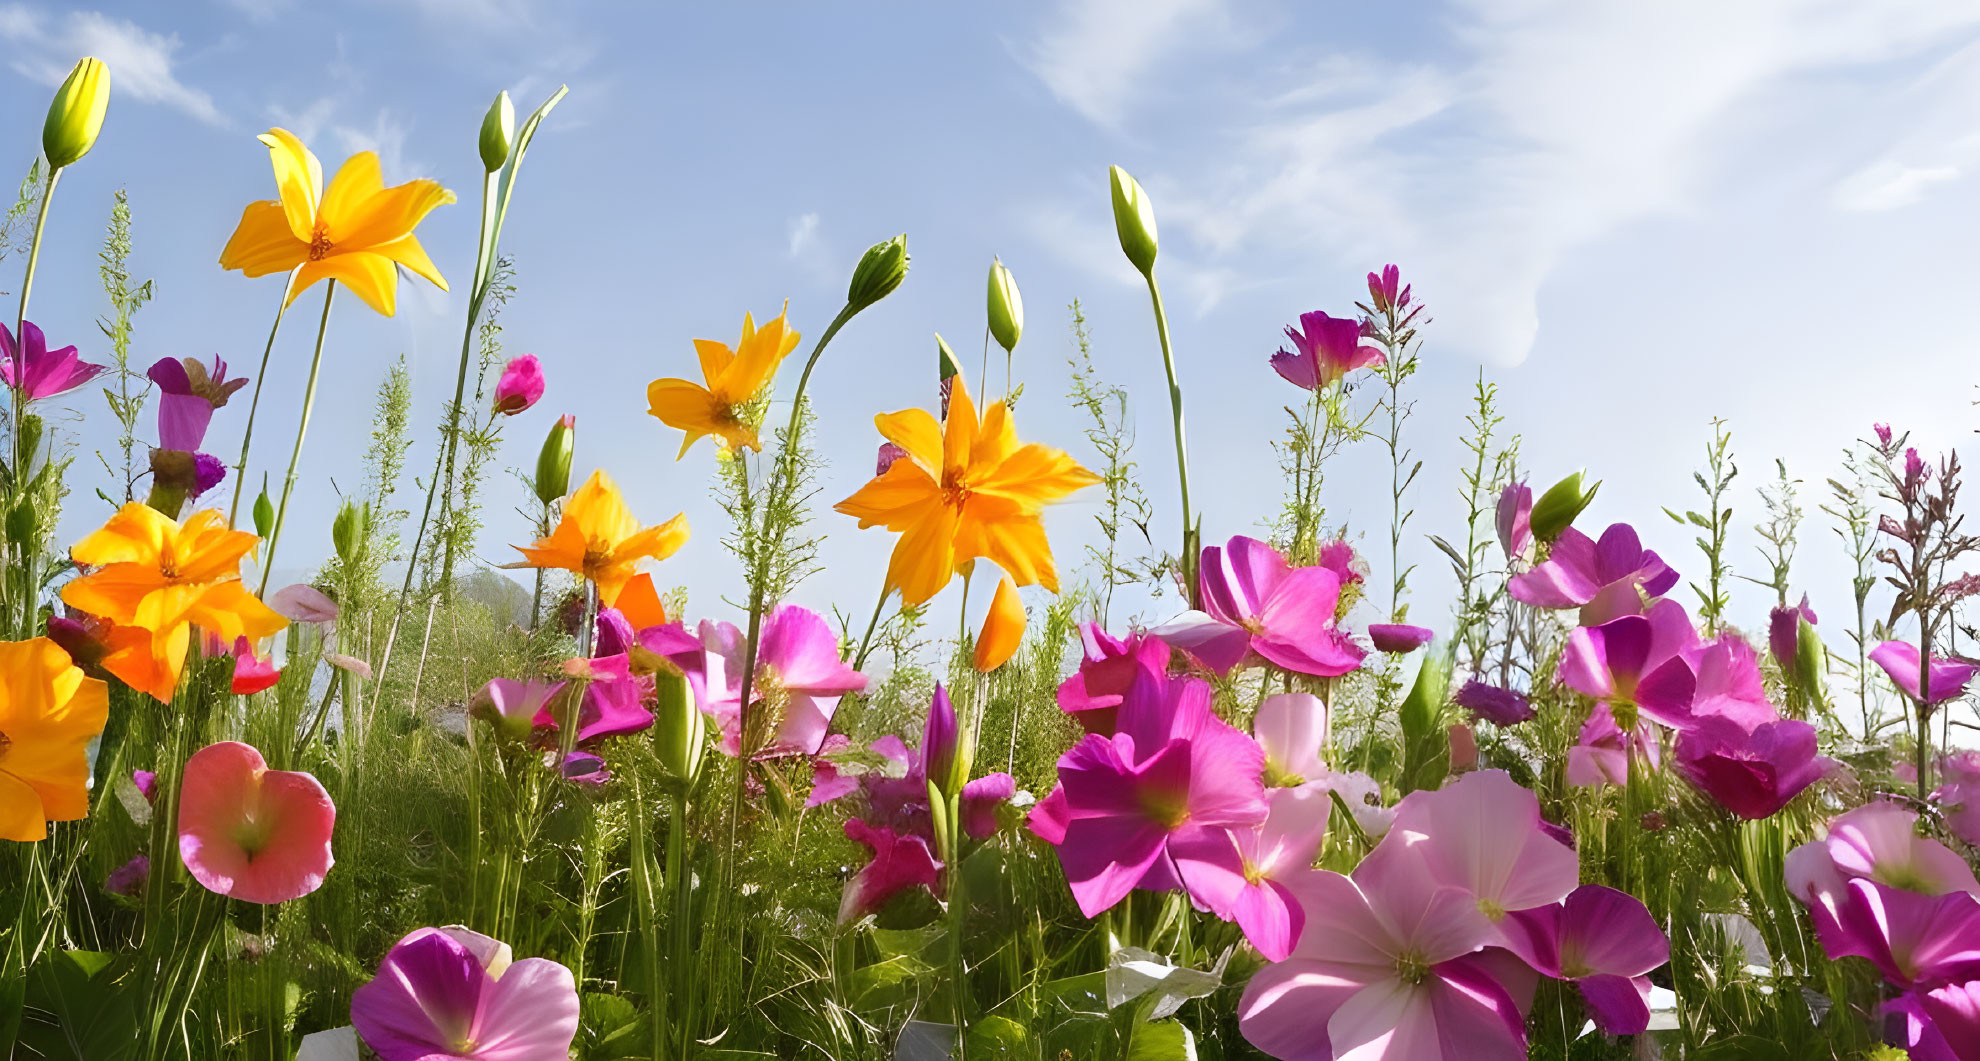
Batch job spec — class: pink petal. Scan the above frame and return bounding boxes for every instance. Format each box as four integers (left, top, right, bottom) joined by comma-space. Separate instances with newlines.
1576, 973, 1653, 1036
469, 957, 582, 1059
1255, 693, 1328, 785
177, 741, 334, 905
1559, 885, 1669, 977
1239, 958, 1366, 1061
270, 584, 340, 625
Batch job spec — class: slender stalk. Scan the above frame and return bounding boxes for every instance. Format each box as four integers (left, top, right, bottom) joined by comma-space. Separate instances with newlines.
1142, 272, 1196, 607
256, 281, 337, 597
228, 293, 291, 524
850, 583, 892, 672
11, 165, 58, 637
1917, 615, 1933, 801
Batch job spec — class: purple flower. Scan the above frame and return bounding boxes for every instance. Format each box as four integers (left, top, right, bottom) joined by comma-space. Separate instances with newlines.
1508, 523, 1679, 625
1367, 264, 1408, 314
1455, 680, 1536, 726
1556, 599, 1697, 712
557, 750, 609, 785
106, 855, 149, 897
1501, 885, 1671, 1035
0, 320, 104, 401
1270, 311, 1384, 391
191, 453, 226, 499
1768, 594, 1817, 673
1935, 751, 1980, 847
1786, 801, 1980, 966
839, 819, 942, 923
492, 354, 544, 416
350, 925, 580, 1061
148, 355, 248, 451
132, 769, 158, 804
1675, 714, 1831, 820
531, 655, 652, 743
689, 606, 867, 758
1367, 623, 1433, 654
1157, 535, 1365, 678
1636, 630, 1778, 732
1870, 641, 1975, 705
1497, 482, 1533, 561
1056, 624, 1171, 736
1875, 422, 1894, 447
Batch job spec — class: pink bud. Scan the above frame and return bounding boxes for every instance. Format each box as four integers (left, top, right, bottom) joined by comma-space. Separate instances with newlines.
493, 354, 545, 416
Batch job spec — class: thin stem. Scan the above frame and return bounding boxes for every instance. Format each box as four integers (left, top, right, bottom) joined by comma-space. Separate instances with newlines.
11, 165, 59, 638
256, 281, 336, 597
850, 583, 893, 672
228, 292, 291, 525
1142, 271, 1196, 608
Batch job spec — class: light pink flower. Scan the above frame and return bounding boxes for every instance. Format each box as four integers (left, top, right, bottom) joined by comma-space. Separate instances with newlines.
177, 741, 334, 904
1171, 785, 1331, 961
350, 925, 579, 1061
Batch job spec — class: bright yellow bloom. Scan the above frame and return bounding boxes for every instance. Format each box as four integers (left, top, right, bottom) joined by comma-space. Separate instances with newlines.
974, 574, 1026, 673
836, 379, 1099, 607
646, 308, 802, 457
0, 638, 109, 841
62, 504, 287, 702
512, 470, 690, 605
218, 128, 455, 317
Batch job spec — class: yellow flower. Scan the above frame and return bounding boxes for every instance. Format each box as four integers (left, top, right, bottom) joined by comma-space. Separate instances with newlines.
62, 504, 287, 702
512, 470, 690, 605
646, 308, 801, 458
836, 378, 1099, 607
218, 128, 455, 317
0, 638, 109, 841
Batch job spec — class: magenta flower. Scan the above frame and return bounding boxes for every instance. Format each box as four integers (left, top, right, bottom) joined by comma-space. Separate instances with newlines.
1049, 670, 1266, 917
1768, 594, 1817, 673
1368, 623, 1434, 654
471, 677, 565, 743
557, 750, 609, 785
1508, 523, 1678, 625
1253, 692, 1327, 787
1455, 680, 1535, 726
1674, 714, 1831, 820
133, 769, 157, 803
1239, 868, 1524, 1060
1171, 784, 1330, 961
106, 854, 149, 897
1501, 885, 1671, 1035
809, 686, 1015, 849
148, 355, 248, 451
531, 655, 652, 743
1356, 770, 1578, 930
492, 354, 544, 416
1787, 801, 1980, 962
1935, 751, 1980, 847
1270, 310, 1384, 391
0, 320, 104, 401
1636, 629, 1777, 732
1870, 641, 1976, 705
1367, 264, 1410, 314
1556, 599, 1696, 714
1497, 482, 1533, 562
874, 441, 907, 476
1161, 535, 1364, 678
839, 818, 942, 923
350, 925, 580, 1061
177, 741, 335, 904
1056, 623, 1171, 736
1566, 702, 1660, 789
1912, 980, 1980, 1059
693, 605, 867, 758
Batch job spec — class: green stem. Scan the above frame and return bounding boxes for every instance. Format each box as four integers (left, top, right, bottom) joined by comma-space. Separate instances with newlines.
850, 583, 892, 672
227, 293, 291, 525
1142, 271, 1196, 608
256, 281, 336, 597
11, 165, 59, 638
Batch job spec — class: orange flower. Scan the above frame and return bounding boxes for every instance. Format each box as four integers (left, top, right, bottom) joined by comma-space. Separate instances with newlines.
0, 637, 109, 841
218, 128, 455, 317
974, 575, 1026, 673
61, 504, 287, 701
612, 572, 670, 630
645, 308, 801, 457
836, 379, 1098, 606
512, 470, 689, 605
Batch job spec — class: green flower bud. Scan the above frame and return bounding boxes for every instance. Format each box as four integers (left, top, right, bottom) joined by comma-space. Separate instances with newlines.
43, 57, 109, 170
1109, 165, 1159, 276
253, 488, 275, 538
535, 414, 575, 505
986, 257, 1023, 353
333, 499, 369, 567
1794, 616, 1827, 708
936, 333, 964, 385
479, 90, 514, 173
846, 234, 909, 315
654, 670, 704, 786
1530, 471, 1599, 544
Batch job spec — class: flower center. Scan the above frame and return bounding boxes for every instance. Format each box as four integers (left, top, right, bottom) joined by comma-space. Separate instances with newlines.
307, 231, 333, 261
941, 472, 972, 510
1477, 897, 1506, 922
1139, 787, 1190, 830
1394, 950, 1431, 985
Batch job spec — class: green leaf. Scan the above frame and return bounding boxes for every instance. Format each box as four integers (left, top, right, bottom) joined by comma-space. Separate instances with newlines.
1397, 645, 1453, 794
1125, 1020, 1196, 1061
16, 950, 137, 1061
963, 1015, 1030, 1058
578, 992, 648, 1059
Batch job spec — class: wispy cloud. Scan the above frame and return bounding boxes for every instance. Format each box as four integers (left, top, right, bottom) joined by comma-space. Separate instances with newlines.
1020, 0, 1236, 128
787, 212, 821, 260
0, 6, 224, 126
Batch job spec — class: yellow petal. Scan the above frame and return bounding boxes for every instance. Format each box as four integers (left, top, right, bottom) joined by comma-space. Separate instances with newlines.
875, 408, 943, 473
887, 502, 961, 607
943, 378, 978, 483
973, 575, 1026, 672
289, 252, 399, 316
692, 339, 735, 385
370, 233, 449, 292
219, 200, 310, 277
835, 463, 940, 531
258, 128, 323, 242
70, 502, 175, 567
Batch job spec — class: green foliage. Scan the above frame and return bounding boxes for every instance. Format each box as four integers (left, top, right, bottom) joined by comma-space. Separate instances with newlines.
92, 188, 152, 505
1067, 299, 1155, 623
1666, 417, 1738, 633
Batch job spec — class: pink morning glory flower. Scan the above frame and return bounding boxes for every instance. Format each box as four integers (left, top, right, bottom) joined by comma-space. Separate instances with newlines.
1786, 801, 1980, 962
1501, 885, 1671, 1035
1555, 598, 1696, 715
1508, 523, 1678, 626
1239, 866, 1525, 1061
1056, 623, 1171, 736
350, 925, 580, 1061
1934, 751, 1980, 847
471, 677, 566, 744
1635, 629, 1778, 732
0, 320, 104, 401
1674, 714, 1831, 820
1270, 310, 1384, 391
1170, 784, 1331, 961
839, 818, 942, 924
1870, 641, 1976, 705
1356, 770, 1578, 928
1566, 701, 1661, 789
492, 354, 545, 416
177, 741, 335, 904
691, 605, 867, 758
1159, 535, 1364, 678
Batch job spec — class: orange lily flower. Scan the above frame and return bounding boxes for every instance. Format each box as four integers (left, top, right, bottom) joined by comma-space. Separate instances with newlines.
646, 308, 801, 457
61, 504, 286, 702
974, 574, 1026, 673
512, 469, 690, 605
836, 378, 1099, 606
0, 637, 109, 841
218, 128, 455, 317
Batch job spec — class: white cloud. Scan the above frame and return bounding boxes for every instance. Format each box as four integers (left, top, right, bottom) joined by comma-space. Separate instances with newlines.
0, 6, 224, 126
1834, 161, 1962, 211
1830, 37, 1980, 212
218, 0, 290, 22
332, 108, 412, 177
787, 212, 821, 260
1021, 0, 1234, 128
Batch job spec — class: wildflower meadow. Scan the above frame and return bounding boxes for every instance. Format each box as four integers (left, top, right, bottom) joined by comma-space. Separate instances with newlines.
7, 43, 1980, 1061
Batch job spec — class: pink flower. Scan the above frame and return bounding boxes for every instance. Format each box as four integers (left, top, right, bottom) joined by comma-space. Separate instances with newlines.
471, 677, 563, 743
106, 854, 149, 897
225, 636, 280, 694
1567, 702, 1661, 789
350, 925, 580, 1061
808, 686, 1015, 857
1270, 311, 1384, 391
690, 606, 867, 758
1934, 751, 1980, 847
1056, 624, 1171, 736
1786, 801, 1980, 963
1497, 483, 1533, 562
1356, 770, 1578, 930
1159, 535, 1364, 678
532, 654, 652, 743
1367, 264, 1409, 314
1501, 885, 1670, 1035
148, 354, 248, 451
1871, 641, 1976, 705
0, 320, 104, 401
1454, 681, 1535, 726
177, 741, 335, 904
1635, 629, 1778, 732
1239, 868, 1524, 1060
1768, 594, 1817, 673
492, 354, 544, 415
1555, 598, 1696, 713
1368, 623, 1434, 654
839, 819, 942, 923
1253, 692, 1327, 787
1674, 714, 1831, 820
1508, 523, 1678, 625
1171, 784, 1331, 960
132, 769, 157, 803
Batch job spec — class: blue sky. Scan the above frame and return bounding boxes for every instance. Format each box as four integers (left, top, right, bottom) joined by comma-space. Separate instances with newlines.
6, 0, 1980, 659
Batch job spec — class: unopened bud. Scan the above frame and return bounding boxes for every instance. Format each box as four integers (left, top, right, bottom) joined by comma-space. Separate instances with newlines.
333, 499, 369, 567
1108, 165, 1159, 276
986, 257, 1023, 353
479, 91, 514, 173
43, 58, 109, 170
846, 234, 908, 315
1529, 471, 1599, 544
1795, 616, 1828, 709
654, 670, 704, 786
535, 414, 575, 505
253, 487, 275, 538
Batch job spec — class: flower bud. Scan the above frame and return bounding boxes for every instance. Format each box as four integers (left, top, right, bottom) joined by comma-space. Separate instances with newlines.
1108, 165, 1159, 276
846, 234, 909, 315
253, 487, 275, 538
936, 333, 965, 417
986, 257, 1023, 353
43, 58, 109, 170
974, 575, 1025, 672
654, 669, 704, 786
333, 498, 369, 567
1529, 471, 1599, 544
1794, 615, 1828, 708
535, 414, 575, 504
479, 90, 514, 173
